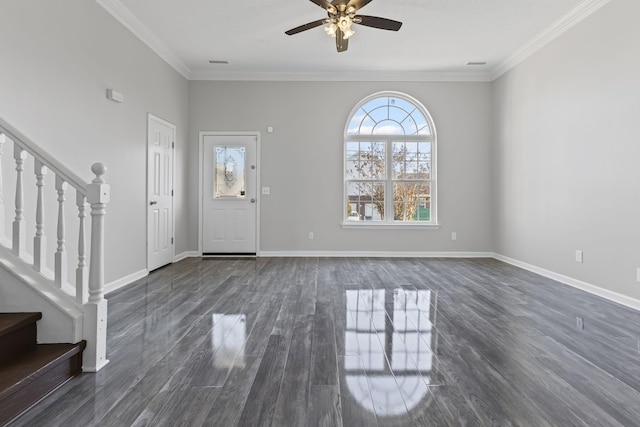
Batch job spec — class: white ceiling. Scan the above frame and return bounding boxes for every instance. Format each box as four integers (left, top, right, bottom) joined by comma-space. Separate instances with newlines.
98, 0, 606, 81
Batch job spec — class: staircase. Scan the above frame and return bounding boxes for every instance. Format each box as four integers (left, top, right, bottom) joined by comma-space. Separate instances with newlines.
0, 114, 111, 390
0, 312, 85, 426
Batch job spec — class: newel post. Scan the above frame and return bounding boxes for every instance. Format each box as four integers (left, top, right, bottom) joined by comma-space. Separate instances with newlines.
83, 163, 110, 372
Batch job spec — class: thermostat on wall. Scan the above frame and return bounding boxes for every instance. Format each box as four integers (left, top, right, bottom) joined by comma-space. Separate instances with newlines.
106, 89, 124, 103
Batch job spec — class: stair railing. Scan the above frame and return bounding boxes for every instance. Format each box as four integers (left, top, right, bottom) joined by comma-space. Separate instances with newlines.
0, 117, 110, 372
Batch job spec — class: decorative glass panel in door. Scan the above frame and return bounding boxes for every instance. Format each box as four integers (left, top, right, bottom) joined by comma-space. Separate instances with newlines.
214, 146, 246, 199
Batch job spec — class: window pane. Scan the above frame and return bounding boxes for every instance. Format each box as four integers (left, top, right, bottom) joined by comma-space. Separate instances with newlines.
346, 142, 386, 180
362, 96, 390, 113
359, 116, 376, 135
347, 108, 367, 135
347, 182, 385, 221
401, 115, 418, 135
389, 106, 412, 133
393, 142, 422, 179
346, 142, 360, 157
373, 120, 404, 135
393, 182, 431, 222
417, 162, 431, 180
416, 121, 430, 135
361, 142, 386, 179
389, 97, 415, 114
369, 105, 389, 123
417, 143, 431, 160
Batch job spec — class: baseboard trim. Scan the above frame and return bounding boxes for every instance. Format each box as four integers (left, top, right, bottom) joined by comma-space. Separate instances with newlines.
104, 269, 148, 295
174, 251, 199, 262
493, 253, 640, 312
260, 251, 493, 258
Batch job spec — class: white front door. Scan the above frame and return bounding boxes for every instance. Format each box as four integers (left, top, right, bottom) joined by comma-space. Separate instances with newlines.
201, 134, 258, 254
147, 114, 174, 270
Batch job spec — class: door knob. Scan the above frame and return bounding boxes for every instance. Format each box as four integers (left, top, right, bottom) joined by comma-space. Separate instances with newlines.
250, 199, 256, 203
150, 200, 158, 205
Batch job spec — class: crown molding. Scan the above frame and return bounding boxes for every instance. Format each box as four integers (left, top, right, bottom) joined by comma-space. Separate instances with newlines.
188, 70, 493, 82
95, 0, 190, 79
490, 0, 612, 80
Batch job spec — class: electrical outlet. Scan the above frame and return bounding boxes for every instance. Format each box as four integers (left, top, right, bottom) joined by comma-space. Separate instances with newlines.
636, 268, 640, 282
261, 187, 270, 195
575, 250, 583, 263
308, 232, 314, 240
451, 232, 457, 241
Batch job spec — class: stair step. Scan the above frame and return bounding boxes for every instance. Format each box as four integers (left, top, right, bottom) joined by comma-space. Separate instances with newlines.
0, 341, 86, 426
0, 313, 42, 337
0, 313, 42, 365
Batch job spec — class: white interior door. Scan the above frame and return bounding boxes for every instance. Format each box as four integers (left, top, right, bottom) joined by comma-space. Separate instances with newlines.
147, 114, 174, 270
201, 134, 257, 254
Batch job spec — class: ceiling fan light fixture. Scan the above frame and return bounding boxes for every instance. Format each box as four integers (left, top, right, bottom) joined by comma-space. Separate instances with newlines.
343, 27, 355, 39
338, 16, 351, 31
325, 22, 338, 37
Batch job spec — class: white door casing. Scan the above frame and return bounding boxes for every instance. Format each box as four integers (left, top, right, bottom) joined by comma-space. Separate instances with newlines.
200, 133, 259, 254
147, 114, 175, 270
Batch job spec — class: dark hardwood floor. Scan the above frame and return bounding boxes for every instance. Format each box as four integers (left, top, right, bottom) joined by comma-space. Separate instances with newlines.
9, 257, 640, 426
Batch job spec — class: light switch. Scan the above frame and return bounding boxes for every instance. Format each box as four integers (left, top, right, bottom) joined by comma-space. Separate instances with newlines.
261, 187, 270, 195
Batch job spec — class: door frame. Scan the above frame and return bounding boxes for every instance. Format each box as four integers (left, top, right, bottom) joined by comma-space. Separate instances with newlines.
147, 113, 176, 270
198, 131, 261, 256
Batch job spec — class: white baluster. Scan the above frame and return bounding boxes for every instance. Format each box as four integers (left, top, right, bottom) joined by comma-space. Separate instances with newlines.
33, 160, 48, 273
0, 134, 5, 239
83, 163, 110, 371
76, 191, 88, 304
12, 146, 27, 258
55, 176, 68, 287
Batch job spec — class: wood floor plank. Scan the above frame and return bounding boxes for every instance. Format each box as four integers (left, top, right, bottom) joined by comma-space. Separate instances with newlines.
310, 302, 338, 386
203, 356, 261, 427
308, 385, 343, 427
272, 315, 313, 426
236, 334, 288, 427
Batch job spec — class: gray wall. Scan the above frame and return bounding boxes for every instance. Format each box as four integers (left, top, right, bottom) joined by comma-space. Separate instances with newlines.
493, 0, 640, 298
189, 81, 493, 253
0, 0, 190, 284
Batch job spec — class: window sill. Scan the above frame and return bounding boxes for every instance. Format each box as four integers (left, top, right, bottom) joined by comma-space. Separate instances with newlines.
341, 222, 441, 230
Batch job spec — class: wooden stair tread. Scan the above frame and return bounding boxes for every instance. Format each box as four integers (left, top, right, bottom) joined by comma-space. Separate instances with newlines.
0, 313, 42, 337
0, 342, 85, 396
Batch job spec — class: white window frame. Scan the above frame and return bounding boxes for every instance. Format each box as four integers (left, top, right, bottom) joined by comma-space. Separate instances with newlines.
342, 91, 439, 229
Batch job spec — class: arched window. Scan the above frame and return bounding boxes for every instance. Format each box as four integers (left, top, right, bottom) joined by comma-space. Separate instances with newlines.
344, 92, 437, 225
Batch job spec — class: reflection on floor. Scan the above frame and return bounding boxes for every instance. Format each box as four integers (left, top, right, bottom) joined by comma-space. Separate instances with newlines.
344, 289, 434, 418
11, 257, 640, 426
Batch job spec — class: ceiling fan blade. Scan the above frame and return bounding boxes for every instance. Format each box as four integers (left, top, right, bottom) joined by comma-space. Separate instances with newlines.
355, 15, 402, 31
285, 19, 327, 35
346, 0, 373, 11
308, 0, 335, 11
336, 28, 349, 52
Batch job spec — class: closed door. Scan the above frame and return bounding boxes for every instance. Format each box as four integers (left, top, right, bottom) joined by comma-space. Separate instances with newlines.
147, 115, 174, 270
202, 134, 257, 254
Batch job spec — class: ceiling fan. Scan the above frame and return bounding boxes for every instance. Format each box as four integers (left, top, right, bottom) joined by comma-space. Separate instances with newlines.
285, 0, 402, 52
